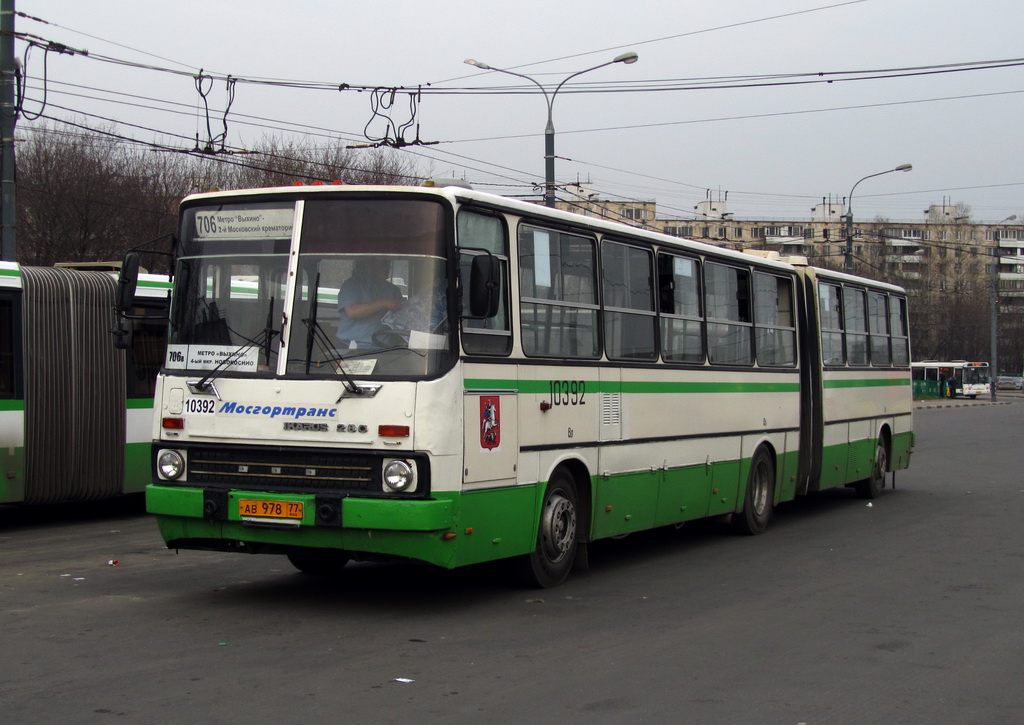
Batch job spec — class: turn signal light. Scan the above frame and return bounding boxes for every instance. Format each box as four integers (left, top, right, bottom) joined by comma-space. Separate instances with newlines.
378, 425, 410, 437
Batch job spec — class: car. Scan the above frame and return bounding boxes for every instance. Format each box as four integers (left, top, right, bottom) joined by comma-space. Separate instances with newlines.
995, 376, 1023, 390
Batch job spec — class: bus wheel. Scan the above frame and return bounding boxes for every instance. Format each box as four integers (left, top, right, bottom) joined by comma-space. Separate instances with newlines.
518, 470, 579, 588
855, 439, 888, 499
732, 448, 774, 536
287, 551, 350, 576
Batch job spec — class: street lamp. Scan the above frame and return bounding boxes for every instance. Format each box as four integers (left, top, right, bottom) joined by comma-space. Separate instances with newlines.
843, 163, 913, 271
464, 52, 639, 208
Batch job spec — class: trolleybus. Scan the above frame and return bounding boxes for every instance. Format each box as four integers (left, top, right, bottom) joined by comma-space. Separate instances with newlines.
0, 263, 169, 505
911, 360, 990, 399
122, 184, 914, 586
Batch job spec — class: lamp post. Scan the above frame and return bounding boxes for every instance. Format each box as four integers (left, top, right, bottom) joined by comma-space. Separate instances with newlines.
843, 163, 913, 272
464, 52, 638, 208
990, 214, 1017, 399
1, 0, 17, 262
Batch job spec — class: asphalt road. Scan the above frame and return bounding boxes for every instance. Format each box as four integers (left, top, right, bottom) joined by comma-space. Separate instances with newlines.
2, 401, 1022, 724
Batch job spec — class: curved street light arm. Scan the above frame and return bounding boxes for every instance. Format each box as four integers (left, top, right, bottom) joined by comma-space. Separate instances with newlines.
463, 53, 638, 207
844, 163, 912, 271
464, 59, 552, 121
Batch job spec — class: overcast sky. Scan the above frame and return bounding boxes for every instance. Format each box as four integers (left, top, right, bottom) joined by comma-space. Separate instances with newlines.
14, 0, 1024, 223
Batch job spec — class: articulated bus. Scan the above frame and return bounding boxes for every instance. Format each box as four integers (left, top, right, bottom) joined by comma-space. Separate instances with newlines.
910, 361, 990, 399
126, 184, 914, 587
0, 263, 169, 505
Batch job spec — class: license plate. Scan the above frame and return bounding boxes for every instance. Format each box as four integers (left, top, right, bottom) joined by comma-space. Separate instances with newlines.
238, 499, 304, 520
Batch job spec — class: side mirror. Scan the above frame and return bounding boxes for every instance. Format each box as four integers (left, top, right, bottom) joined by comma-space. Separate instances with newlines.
468, 254, 500, 318
116, 252, 141, 314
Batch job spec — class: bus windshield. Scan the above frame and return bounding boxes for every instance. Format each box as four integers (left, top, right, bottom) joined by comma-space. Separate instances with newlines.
962, 366, 988, 385
169, 197, 453, 378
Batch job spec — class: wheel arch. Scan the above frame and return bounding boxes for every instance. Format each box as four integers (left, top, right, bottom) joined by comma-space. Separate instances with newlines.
740, 439, 780, 511
875, 423, 893, 470
542, 456, 593, 544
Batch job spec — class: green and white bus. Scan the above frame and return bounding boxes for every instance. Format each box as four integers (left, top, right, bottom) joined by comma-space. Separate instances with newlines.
0, 263, 169, 505
127, 184, 914, 586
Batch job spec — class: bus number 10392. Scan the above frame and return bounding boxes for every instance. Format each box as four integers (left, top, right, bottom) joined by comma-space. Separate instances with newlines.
549, 380, 586, 406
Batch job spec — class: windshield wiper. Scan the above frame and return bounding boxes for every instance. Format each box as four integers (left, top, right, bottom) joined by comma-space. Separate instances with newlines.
299, 274, 361, 398
302, 274, 337, 375
192, 297, 279, 394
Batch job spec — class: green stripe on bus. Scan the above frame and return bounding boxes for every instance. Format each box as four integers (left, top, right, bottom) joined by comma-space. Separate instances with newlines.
0, 267, 20, 277
1, 399, 153, 410
620, 380, 800, 394
823, 378, 910, 389
465, 378, 800, 394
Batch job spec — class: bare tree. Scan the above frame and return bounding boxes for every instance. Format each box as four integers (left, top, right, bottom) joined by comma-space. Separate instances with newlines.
15, 125, 422, 266
197, 137, 421, 190
16, 125, 180, 265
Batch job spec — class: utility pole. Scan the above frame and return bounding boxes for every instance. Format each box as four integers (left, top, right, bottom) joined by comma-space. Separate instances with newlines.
990, 245, 999, 401
0, 0, 16, 262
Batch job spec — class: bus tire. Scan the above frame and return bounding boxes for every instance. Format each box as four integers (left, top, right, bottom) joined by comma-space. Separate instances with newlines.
731, 448, 774, 536
517, 470, 579, 588
287, 551, 350, 575
855, 438, 888, 499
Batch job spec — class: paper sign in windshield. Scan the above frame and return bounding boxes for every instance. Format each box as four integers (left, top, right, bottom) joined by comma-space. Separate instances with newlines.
166, 344, 259, 371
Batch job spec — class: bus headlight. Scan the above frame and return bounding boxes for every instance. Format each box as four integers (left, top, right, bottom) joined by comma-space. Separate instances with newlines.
157, 450, 185, 480
382, 459, 415, 493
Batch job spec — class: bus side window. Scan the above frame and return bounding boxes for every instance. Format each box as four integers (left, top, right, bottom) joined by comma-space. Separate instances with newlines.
705, 262, 752, 365
519, 225, 599, 359
890, 296, 910, 366
458, 211, 511, 356
658, 253, 703, 363
819, 283, 844, 366
753, 272, 796, 367
602, 241, 656, 360
125, 303, 169, 398
867, 291, 891, 365
843, 287, 868, 366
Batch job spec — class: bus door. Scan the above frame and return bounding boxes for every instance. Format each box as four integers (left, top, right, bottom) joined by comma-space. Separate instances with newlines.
463, 388, 518, 487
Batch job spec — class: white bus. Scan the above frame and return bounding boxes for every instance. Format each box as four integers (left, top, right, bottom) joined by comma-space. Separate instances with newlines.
124, 184, 914, 586
911, 361, 990, 399
0, 263, 169, 505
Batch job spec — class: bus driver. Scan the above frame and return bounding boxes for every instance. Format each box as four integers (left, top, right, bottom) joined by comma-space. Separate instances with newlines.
335, 258, 403, 349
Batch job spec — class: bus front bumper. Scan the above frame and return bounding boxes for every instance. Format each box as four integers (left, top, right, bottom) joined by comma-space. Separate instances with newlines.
146, 484, 458, 567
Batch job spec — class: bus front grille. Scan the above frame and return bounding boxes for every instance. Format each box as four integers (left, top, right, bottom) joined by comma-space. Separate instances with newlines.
186, 446, 380, 494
